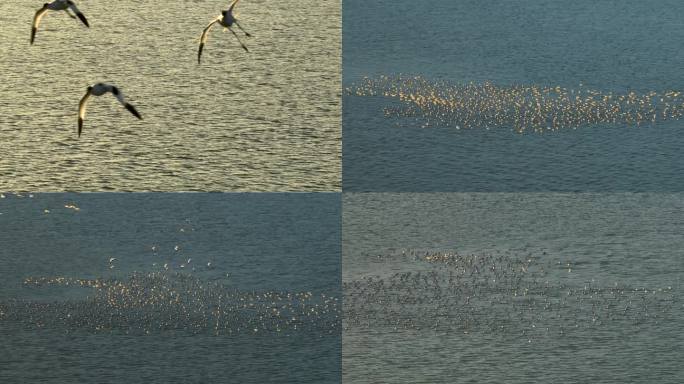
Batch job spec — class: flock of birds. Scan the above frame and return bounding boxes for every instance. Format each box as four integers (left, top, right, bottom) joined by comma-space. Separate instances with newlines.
2, 270, 340, 336
344, 249, 678, 340
0, 193, 340, 336
347, 75, 684, 133
30, 0, 252, 137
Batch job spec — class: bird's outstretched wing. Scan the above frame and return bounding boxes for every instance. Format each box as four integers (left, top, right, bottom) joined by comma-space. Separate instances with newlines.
78, 88, 92, 137
31, 7, 49, 45
66, 1, 89, 27
124, 103, 142, 119
198, 18, 219, 64
228, 0, 242, 13
111, 87, 143, 120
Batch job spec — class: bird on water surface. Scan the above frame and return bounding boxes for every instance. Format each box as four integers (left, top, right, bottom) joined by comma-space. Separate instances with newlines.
198, 0, 252, 64
31, 0, 89, 45
78, 83, 142, 137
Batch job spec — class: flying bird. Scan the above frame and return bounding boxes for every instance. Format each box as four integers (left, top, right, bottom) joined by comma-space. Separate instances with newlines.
198, 0, 252, 64
78, 83, 142, 137
31, 0, 89, 45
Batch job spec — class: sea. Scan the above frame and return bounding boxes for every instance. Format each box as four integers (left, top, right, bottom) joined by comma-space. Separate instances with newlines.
0, 0, 341, 191
343, 0, 684, 191
0, 193, 341, 383
343, 193, 684, 383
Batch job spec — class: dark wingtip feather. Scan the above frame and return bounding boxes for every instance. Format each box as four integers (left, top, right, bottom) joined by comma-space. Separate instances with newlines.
78, 118, 83, 137
125, 104, 142, 120
242, 44, 249, 52
198, 44, 204, 64
30, 28, 36, 45
77, 13, 89, 28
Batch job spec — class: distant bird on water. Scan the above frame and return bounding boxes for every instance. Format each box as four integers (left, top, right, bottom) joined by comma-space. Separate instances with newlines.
78, 83, 142, 137
31, 0, 89, 45
198, 0, 252, 64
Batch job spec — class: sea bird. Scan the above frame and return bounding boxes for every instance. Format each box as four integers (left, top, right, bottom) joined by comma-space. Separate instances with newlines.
78, 83, 142, 137
198, 0, 252, 64
31, 0, 89, 45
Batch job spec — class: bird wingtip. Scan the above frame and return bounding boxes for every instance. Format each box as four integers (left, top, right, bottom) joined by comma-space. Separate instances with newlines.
125, 104, 142, 120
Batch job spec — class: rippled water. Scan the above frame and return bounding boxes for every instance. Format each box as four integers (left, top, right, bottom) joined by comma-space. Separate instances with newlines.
0, 0, 341, 191
0, 193, 341, 383
343, 193, 684, 383
343, 0, 684, 191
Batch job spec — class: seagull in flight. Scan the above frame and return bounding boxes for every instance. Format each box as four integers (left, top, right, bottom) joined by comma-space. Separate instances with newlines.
31, 0, 89, 45
78, 83, 142, 137
198, 0, 252, 64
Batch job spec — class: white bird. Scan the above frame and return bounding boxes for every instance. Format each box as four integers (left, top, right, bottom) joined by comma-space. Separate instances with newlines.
78, 83, 142, 137
31, 0, 89, 45
108, 257, 117, 263
198, 0, 252, 64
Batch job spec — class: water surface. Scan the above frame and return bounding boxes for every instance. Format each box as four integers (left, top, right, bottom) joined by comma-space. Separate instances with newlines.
343, 0, 684, 191
343, 193, 684, 383
0, 0, 341, 191
0, 193, 341, 383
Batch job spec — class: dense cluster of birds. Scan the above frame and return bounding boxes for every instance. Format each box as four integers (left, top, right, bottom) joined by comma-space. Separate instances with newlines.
29, 0, 252, 136
1, 270, 340, 336
343, 249, 678, 340
346, 75, 684, 133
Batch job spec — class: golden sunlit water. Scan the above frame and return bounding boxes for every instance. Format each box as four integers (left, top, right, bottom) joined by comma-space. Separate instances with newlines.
0, 0, 341, 191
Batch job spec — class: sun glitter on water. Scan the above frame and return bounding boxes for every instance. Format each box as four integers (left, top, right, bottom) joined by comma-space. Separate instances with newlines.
347, 75, 684, 133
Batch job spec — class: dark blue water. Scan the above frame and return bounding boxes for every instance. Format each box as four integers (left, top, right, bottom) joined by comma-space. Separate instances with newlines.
343, 0, 684, 191
0, 193, 341, 383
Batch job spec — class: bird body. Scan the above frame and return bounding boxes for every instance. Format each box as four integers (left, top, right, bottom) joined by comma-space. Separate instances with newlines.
31, 0, 89, 45
198, 0, 251, 64
78, 83, 142, 137
220, 3, 239, 27
46, 0, 73, 11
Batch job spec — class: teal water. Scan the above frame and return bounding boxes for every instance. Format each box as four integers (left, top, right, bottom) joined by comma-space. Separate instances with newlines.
0, 193, 341, 383
343, 0, 684, 191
